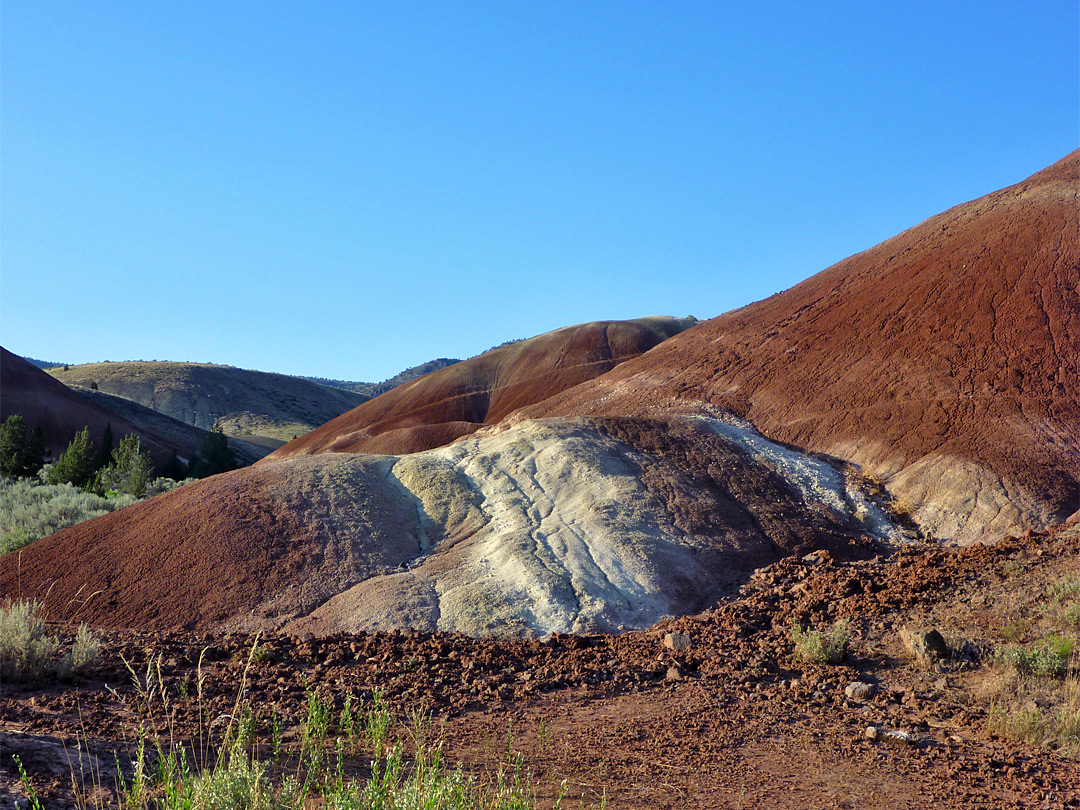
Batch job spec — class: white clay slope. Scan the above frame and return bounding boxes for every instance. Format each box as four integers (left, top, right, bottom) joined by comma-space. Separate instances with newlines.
224, 416, 905, 637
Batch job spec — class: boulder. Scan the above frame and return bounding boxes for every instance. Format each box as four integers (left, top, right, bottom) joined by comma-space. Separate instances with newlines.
900, 628, 949, 664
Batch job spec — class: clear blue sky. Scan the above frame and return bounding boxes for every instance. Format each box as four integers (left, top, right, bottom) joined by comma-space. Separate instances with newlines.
2, 2, 1077, 382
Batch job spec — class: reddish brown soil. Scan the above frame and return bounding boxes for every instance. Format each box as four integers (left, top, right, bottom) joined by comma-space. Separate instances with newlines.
0, 349, 179, 467
4, 527, 1079, 808
520, 153, 1080, 536
267, 318, 693, 459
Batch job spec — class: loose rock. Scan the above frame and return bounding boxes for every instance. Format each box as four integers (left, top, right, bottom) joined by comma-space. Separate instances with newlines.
900, 628, 949, 664
845, 681, 875, 700
664, 632, 692, 653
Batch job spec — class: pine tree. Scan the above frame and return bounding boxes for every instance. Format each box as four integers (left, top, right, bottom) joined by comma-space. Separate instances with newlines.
0, 415, 45, 478
47, 427, 96, 488
94, 423, 114, 472
194, 427, 237, 477
97, 434, 154, 497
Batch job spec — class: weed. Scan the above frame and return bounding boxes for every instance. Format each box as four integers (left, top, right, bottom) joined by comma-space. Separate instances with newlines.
1000, 617, 1031, 643
791, 619, 850, 665
364, 689, 394, 759
14, 754, 46, 810
535, 716, 553, 754
338, 692, 362, 754
269, 707, 284, 764
1003, 560, 1025, 577
1065, 604, 1080, 630
988, 677, 1080, 756
997, 635, 1075, 678
1049, 577, 1080, 604
300, 684, 333, 766
887, 497, 916, 519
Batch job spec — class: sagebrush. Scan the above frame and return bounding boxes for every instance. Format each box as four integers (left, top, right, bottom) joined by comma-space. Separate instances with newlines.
0, 599, 100, 680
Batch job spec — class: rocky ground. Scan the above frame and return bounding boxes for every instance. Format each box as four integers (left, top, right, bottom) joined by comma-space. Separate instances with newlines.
3, 522, 1080, 808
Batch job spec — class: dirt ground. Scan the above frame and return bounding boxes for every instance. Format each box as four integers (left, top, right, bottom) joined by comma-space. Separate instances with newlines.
3, 523, 1080, 808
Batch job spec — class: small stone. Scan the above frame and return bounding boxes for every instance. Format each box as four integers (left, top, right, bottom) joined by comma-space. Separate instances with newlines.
882, 729, 914, 746
666, 665, 683, 682
867, 727, 915, 745
664, 632, 692, 653
845, 681, 875, 700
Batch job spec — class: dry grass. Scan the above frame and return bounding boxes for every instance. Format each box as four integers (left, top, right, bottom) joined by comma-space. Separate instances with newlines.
980, 566, 1080, 755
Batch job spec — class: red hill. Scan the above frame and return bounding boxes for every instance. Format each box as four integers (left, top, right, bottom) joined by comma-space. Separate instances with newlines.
267, 317, 695, 458
519, 152, 1080, 541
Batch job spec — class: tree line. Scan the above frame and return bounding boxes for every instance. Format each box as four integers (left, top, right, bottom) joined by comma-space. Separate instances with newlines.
0, 415, 239, 496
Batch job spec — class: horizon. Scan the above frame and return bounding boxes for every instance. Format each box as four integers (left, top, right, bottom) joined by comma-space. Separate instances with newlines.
2, 2, 1077, 381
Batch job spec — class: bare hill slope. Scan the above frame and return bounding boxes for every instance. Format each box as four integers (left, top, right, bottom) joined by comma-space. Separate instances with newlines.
47, 361, 369, 445
268, 317, 696, 458
74, 387, 270, 466
518, 152, 1080, 542
0, 416, 903, 634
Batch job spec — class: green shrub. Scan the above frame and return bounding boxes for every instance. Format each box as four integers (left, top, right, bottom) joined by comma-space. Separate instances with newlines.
0, 477, 137, 554
988, 678, 1080, 756
0, 599, 99, 680
791, 620, 850, 665
1049, 577, 1080, 604
997, 635, 1075, 678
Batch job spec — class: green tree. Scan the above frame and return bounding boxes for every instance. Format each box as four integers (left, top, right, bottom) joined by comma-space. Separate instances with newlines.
157, 449, 186, 481
93, 423, 114, 472
97, 434, 154, 497
190, 427, 237, 478
46, 427, 96, 488
0, 415, 45, 479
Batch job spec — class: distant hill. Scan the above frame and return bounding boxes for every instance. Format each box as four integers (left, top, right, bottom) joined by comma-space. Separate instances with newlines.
75, 387, 271, 465
47, 361, 369, 445
301, 358, 462, 398
2, 348, 193, 466
21, 357, 68, 370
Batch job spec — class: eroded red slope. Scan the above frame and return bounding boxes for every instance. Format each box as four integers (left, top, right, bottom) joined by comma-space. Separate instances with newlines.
267, 317, 694, 458
518, 152, 1080, 540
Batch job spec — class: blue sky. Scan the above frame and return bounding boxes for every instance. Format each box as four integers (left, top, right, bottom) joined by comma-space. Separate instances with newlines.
2, 2, 1077, 382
